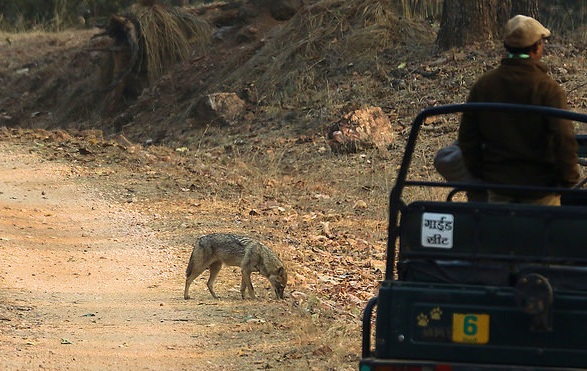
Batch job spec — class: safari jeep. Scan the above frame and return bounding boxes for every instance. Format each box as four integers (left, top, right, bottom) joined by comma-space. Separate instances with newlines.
360, 103, 587, 371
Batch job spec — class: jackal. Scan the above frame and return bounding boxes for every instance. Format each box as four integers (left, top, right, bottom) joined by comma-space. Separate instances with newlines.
184, 233, 287, 300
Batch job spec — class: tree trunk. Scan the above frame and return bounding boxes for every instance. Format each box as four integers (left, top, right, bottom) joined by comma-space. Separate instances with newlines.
436, 0, 512, 50
511, 0, 539, 18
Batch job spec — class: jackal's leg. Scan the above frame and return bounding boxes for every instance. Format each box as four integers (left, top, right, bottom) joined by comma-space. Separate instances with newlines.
207, 261, 222, 299
184, 265, 207, 300
240, 269, 256, 299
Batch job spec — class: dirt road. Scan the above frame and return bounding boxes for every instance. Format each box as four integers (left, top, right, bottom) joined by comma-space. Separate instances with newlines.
0, 140, 357, 370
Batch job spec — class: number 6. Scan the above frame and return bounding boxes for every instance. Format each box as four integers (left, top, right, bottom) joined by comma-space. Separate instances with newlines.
464, 315, 478, 335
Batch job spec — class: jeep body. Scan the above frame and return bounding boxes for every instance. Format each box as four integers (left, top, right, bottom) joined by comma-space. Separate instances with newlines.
360, 103, 587, 371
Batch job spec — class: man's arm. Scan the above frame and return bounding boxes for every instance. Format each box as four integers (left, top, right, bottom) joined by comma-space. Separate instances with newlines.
458, 89, 484, 180
551, 117, 580, 187
547, 86, 580, 187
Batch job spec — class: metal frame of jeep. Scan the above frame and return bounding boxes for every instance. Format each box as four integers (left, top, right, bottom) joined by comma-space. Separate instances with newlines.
360, 103, 587, 371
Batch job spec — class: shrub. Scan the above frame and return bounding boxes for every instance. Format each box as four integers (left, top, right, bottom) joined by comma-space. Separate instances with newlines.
0, 0, 210, 31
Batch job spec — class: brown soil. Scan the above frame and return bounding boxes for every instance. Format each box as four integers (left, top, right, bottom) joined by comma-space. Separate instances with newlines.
0, 131, 361, 370
3, 2, 587, 370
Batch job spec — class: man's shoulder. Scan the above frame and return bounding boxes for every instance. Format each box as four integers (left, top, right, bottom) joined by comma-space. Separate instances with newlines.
469, 67, 501, 92
535, 68, 566, 97
473, 61, 562, 90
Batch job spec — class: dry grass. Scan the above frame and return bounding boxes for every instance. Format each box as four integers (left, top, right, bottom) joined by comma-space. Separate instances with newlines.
132, 3, 212, 82
398, 0, 443, 19
219, 0, 435, 107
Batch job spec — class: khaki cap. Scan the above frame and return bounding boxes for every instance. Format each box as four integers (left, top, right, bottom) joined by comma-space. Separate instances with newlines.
503, 15, 551, 48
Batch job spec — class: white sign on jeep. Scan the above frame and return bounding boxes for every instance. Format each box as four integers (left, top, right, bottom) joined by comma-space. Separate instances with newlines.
421, 212, 454, 249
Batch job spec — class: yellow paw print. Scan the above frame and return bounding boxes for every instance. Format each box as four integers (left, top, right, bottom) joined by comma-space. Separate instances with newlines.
430, 307, 443, 321
417, 313, 429, 327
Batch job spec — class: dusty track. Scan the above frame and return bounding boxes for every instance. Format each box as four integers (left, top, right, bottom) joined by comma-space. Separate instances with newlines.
0, 140, 356, 370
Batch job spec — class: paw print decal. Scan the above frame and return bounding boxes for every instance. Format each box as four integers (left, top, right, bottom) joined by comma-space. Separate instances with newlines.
430, 307, 443, 321
417, 313, 429, 327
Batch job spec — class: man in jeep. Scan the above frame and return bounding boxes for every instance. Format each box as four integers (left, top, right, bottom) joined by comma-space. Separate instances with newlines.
458, 15, 580, 205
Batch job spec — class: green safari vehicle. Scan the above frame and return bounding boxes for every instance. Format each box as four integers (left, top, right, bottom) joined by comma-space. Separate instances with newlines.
360, 103, 587, 371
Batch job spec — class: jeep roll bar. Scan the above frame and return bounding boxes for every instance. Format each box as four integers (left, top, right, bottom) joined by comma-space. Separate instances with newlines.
385, 103, 587, 279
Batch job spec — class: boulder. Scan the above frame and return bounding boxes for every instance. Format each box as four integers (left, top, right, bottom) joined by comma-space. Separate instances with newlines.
327, 106, 394, 154
192, 92, 246, 125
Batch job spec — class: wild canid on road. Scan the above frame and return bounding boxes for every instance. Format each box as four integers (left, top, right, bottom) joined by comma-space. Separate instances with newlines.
184, 233, 287, 299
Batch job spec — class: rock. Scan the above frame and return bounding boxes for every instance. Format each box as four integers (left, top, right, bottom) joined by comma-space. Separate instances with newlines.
327, 106, 394, 154
192, 92, 246, 125
353, 200, 368, 210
